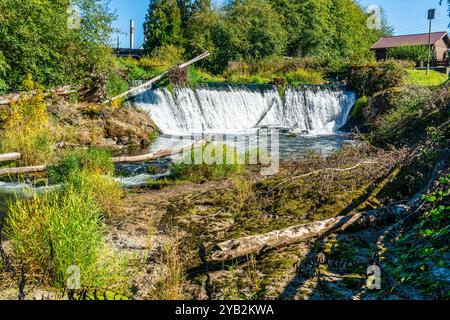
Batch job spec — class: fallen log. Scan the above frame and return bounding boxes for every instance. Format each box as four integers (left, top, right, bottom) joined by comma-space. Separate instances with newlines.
105, 51, 211, 104
0, 137, 210, 176
208, 206, 404, 262
111, 136, 211, 163
0, 165, 47, 176
0, 153, 21, 162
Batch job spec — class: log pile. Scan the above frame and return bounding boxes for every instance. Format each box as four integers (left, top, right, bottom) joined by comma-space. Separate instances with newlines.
0, 85, 80, 106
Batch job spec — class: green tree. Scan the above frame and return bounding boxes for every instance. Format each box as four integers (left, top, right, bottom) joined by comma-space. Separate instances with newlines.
328, 0, 378, 63
0, 50, 8, 93
219, 0, 287, 62
0, 0, 115, 91
143, 0, 184, 53
185, 3, 219, 67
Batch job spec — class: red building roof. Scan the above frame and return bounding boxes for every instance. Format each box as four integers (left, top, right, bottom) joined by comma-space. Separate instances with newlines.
371, 32, 449, 49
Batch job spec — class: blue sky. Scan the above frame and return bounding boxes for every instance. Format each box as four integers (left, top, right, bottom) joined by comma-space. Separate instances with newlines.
109, 0, 450, 49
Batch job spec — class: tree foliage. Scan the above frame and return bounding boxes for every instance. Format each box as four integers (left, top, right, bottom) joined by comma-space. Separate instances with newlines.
144, 0, 390, 72
0, 0, 116, 92
388, 46, 430, 63
143, 0, 184, 53
220, 0, 287, 62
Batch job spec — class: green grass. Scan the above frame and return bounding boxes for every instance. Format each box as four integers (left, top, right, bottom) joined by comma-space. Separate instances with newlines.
5, 147, 127, 292
405, 69, 448, 86
284, 68, 324, 86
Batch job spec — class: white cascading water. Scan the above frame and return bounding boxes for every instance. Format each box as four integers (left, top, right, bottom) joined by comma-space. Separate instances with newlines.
131, 84, 355, 135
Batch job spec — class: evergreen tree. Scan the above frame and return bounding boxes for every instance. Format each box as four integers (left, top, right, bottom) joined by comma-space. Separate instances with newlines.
144, 0, 184, 53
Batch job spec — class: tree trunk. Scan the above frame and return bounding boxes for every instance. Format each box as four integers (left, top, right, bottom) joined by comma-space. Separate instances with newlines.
106, 52, 210, 104
0, 165, 47, 176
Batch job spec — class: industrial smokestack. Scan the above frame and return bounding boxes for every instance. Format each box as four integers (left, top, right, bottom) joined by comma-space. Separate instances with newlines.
130, 20, 135, 49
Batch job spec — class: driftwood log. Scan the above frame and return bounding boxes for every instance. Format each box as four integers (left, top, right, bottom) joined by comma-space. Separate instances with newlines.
105, 51, 211, 104
207, 157, 449, 262
0, 165, 47, 176
208, 206, 404, 262
111, 136, 210, 163
0, 153, 21, 162
0, 137, 210, 176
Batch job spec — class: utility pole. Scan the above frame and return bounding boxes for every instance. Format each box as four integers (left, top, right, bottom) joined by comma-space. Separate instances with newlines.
130, 19, 135, 50
427, 9, 435, 75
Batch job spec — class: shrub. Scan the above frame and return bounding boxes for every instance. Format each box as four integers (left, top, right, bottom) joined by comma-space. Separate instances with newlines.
387, 45, 429, 63
147, 45, 184, 69
187, 66, 224, 86
348, 61, 405, 96
0, 93, 54, 166
285, 68, 324, 86
48, 148, 114, 183
369, 86, 446, 146
170, 143, 243, 182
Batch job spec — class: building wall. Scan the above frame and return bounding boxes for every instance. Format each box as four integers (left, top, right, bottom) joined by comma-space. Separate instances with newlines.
434, 38, 449, 61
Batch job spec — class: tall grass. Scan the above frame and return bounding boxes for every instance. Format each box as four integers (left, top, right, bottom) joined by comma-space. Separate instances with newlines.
4, 147, 127, 293
147, 240, 185, 300
5, 186, 128, 292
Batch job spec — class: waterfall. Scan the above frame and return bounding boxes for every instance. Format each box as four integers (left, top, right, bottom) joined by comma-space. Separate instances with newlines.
131, 84, 355, 135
